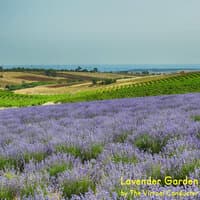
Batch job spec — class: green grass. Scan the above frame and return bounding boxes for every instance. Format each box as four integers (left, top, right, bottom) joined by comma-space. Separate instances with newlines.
47, 163, 72, 177
20, 183, 47, 198
20, 184, 38, 198
192, 115, 200, 122
5, 81, 54, 91
62, 178, 96, 199
133, 134, 168, 154
0, 156, 24, 171
146, 159, 200, 186
112, 155, 137, 164
175, 159, 200, 180
55, 145, 82, 157
0, 152, 48, 171
24, 152, 48, 163
1, 72, 200, 107
0, 187, 16, 200
55, 144, 103, 162
113, 132, 130, 143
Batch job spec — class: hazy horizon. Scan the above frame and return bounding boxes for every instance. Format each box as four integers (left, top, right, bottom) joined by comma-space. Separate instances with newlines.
1, 0, 200, 65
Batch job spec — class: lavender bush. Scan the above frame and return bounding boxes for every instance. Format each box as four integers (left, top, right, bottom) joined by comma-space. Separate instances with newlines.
1, 93, 200, 199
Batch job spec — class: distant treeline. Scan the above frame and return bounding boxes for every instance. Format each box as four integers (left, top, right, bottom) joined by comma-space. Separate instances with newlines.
0, 66, 162, 75
0, 66, 98, 73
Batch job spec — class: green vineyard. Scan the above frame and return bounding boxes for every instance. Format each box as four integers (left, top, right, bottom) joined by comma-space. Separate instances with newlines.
1, 72, 200, 107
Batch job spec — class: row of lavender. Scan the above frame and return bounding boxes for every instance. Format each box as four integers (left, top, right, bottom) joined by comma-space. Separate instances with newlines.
1, 93, 200, 199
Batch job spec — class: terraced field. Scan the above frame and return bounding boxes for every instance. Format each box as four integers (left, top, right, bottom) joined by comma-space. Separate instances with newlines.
0, 72, 200, 107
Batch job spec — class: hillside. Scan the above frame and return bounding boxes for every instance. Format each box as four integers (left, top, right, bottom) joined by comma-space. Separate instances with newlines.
0, 71, 200, 107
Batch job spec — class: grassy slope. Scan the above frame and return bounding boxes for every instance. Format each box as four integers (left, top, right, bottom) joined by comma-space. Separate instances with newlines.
0, 72, 200, 107
61, 72, 200, 102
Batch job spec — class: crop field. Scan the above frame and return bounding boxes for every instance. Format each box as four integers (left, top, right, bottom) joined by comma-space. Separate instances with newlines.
0, 72, 65, 89
1, 71, 200, 107
0, 93, 200, 199
19, 74, 169, 96
0, 70, 135, 95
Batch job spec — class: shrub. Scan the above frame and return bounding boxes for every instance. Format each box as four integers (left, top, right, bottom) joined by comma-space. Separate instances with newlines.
101, 79, 116, 85
192, 115, 200, 121
24, 152, 48, 163
62, 178, 95, 199
92, 79, 97, 85
55, 144, 103, 162
112, 155, 137, 164
176, 160, 200, 180
113, 132, 130, 143
0, 187, 16, 200
134, 134, 168, 154
44, 69, 57, 77
47, 163, 72, 177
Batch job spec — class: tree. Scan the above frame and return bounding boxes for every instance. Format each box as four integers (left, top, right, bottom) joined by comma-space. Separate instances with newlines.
93, 67, 98, 72
0, 66, 3, 78
44, 69, 57, 77
75, 66, 82, 72
92, 79, 97, 85
142, 71, 149, 75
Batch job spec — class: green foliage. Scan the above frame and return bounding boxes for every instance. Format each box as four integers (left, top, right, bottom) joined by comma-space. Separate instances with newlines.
0, 156, 24, 171
83, 144, 103, 161
0, 187, 16, 200
5, 81, 53, 91
44, 69, 57, 77
55, 145, 81, 157
55, 144, 103, 162
101, 78, 116, 85
146, 160, 200, 186
176, 159, 200, 180
62, 178, 95, 199
1, 72, 200, 107
192, 115, 200, 121
0, 156, 9, 170
134, 134, 168, 154
92, 79, 97, 84
0, 152, 48, 171
147, 164, 162, 180
4, 172, 17, 180
142, 70, 149, 75
75, 66, 82, 72
20, 184, 37, 198
20, 183, 47, 198
112, 155, 137, 164
24, 152, 47, 163
91, 67, 98, 72
47, 163, 72, 177
113, 132, 130, 143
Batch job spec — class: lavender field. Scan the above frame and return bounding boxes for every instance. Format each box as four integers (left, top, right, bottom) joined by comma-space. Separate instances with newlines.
1, 93, 200, 199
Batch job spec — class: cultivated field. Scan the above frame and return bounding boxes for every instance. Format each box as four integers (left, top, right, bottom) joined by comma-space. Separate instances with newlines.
0, 93, 200, 199
0, 72, 65, 88
0, 71, 200, 107
0, 70, 135, 95
14, 74, 171, 95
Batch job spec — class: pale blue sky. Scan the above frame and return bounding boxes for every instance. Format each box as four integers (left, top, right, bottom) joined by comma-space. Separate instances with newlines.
0, 0, 200, 64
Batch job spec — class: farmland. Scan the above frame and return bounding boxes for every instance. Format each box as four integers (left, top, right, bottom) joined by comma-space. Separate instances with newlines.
1, 93, 200, 199
1, 71, 200, 107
